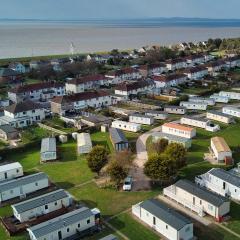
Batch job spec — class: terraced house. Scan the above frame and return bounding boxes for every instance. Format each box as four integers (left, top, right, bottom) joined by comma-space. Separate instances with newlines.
153, 73, 187, 88
139, 63, 167, 77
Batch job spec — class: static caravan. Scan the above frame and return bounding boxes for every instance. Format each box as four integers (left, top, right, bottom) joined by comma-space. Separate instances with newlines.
77, 133, 93, 154
152, 132, 192, 149
189, 97, 215, 106
196, 168, 240, 201
109, 128, 128, 152
12, 189, 72, 223
207, 111, 234, 124
111, 120, 141, 132
129, 114, 154, 125
27, 207, 99, 240
222, 106, 240, 118
145, 110, 168, 120
0, 162, 23, 182
132, 199, 193, 240
164, 106, 186, 115
40, 138, 57, 162
210, 94, 229, 103
164, 180, 230, 221
0, 172, 49, 203
180, 101, 208, 111
219, 91, 240, 100
162, 122, 196, 139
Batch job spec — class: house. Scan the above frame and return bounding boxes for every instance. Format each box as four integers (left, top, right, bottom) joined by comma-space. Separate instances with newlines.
196, 168, 240, 201
222, 106, 240, 118
206, 60, 226, 75
165, 58, 187, 71
77, 133, 92, 154
99, 234, 118, 240
8, 82, 65, 103
152, 132, 192, 149
139, 63, 167, 77
183, 66, 208, 80
210, 137, 232, 163
65, 75, 108, 94
225, 56, 240, 69
206, 111, 234, 124
0, 68, 22, 84
29, 60, 49, 70
27, 207, 99, 240
9, 62, 26, 73
0, 124, 19, 140
164, 106, 186, 115
162, 122, 196, 139
153, 74, 187, 88
180, 101, 208, 111
109, 128, 129, 152
185, 54, 205, 65
210, 94, 229, 103
129, 114, 154, 125
164, 179, 230, 221
189, 97, 215, 106
145, 110, 168, 120
112, 120, 141, 132
12, 189, 72, 223
0, 172, 49, 203
41, 138, 57, 162
0, 100, 46, 128
180, 116, 220, 132
219, 91, 240, 100
178, 42, 189, 50
0, 162, 23, 182
132, 199, 193, 240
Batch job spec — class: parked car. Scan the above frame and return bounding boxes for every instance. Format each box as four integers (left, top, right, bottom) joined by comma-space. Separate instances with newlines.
123, 176, 133, 191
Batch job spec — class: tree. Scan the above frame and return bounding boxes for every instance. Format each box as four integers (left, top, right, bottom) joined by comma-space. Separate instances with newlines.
152, 138, 169, 154
109, 150, 133, 168
87, 145, 109, 175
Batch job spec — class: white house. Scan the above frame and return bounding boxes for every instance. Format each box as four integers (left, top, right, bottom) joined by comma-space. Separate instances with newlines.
145, 110, 168, 120
189, 97, 215, 106
27, 207, 99, 240
165, 58, 187, 71
112, 120, 141, 132
162, 122, 196, 139
210, 94, 229, 103
129, 114, 154, 125
180, 101, 208, 111
139, 63, 167, 77
12, 189, 72, 222
225, 56, 240, 69
206, 60, 226, 75
77, 133, 93, 154
219, 91, 240, 100
164, 180, 230, 221
0, 162, 23, 182
206, 111, 234, 124
41, 138, 57, 162
164, 106, 186, 115
184, 66, 208, 80
153, 74, 187, 88
132, 199, 193, 240
222, 106, 240, 118
0, 172, 49, 203
185, 54, 205, 65
196, 168, 240, 201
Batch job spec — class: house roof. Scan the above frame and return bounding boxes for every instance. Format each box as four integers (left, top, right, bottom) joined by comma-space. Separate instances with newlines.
211, 137, 231, 153
41, 138, 56, 153
139, 63, 166, 70
0, 172, 48, 192
153, 74, 186, 82
162, 122, 194, 132
5, 100, 42, 114
0, 162, 22, 174
115, 81, 152, 92
107, 67, 138, 77
67, 74, 106, 85
140, 199, 192, 230
152, 132, 191, 143
175, 179, 228, 207
0, 124, 18, 134
109, 127, 128, 144
0, 68, 21, 77
27, 207, 93, 238
185, 54, 204, 60
165, 58, 186, 64
184, 66, 208, 74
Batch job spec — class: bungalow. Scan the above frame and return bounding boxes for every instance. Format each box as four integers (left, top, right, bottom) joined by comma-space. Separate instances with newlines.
41, 138, 57, 162
65, 75, 108, 94
0, 172, 49, 203
129, 114, 154, 125
164, 106, 186, 115
0, 124, 19, 140
139, 63, 167, 77
222, 106, 240, 118
77, 133, 93, 154
210, 94, 229, 103
12, 189, 72, 223
111, 120, 141, 132
0, 68, 22, 84
185, 54, 205, 66
165, 58, 187, 71
206, 111, 234, 124
196, 168, 240, 201
109, 127, 129, 152
27, 207, 99, 240
9, 62, 26, 74
219, 91, 240, 100
183, 66, 208, 80
162, 122, 196, 139
145, 110, 168, 120
0, 162, 23, 182
180, 101, 208, 111
189, 97, 215, 106
132, 199, 193, 240
153, 74, 187, 88
0, 100, 46, 128
164, 179, 230, 221
152, 132, 192, 149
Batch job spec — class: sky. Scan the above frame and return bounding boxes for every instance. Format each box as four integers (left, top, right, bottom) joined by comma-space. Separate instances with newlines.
0, 0, 240, 20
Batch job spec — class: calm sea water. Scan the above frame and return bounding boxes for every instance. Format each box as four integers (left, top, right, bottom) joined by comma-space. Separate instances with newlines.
0, 19, 240, 59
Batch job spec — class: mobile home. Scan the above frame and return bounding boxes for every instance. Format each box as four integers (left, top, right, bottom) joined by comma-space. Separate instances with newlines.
189, 97, 215, 106
40, 138, 57, 162
219, 91, 240, 100
0, 162, 23, 182
129, 114, 154, 125
145, 110, 168, 120
77, 133, 93, 154
111, 120, 141, 132
180, 101, 208, 111
206, 111, 234, 124
164, 106, 186, 115
210, 94, 229, 103
222, 106, 240, 118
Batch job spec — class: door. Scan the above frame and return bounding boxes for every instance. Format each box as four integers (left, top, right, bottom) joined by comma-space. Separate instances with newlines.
4, 172, 7, 179
58, 231, 62, 240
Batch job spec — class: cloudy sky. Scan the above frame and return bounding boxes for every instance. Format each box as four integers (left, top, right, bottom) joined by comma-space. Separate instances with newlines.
1, 0, 240, 20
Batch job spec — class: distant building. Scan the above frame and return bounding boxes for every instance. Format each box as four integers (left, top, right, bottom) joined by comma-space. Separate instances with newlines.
77, 133, 92, 154
41, 138, 57, 162
139, 63, 167, 77
185, 54, 205, 65
189, 97, 215, 106
0, 68, 22, 84
9, 62, 26, 74
180, 101, 208, 111
145, 110, 168, 120
210, 94, 229, 103
183, 66, 208, 80
153, 74, 187, 88
109, 128, 129, 152
0, 162, 23, 182
165, 58, 187, 71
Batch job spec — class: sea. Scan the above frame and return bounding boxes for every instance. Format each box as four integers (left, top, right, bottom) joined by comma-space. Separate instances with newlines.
0, 18, 240, 59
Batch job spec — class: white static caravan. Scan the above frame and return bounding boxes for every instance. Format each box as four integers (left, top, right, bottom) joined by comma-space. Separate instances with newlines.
180, 101, 208, 111
210, 94, 229, 103
164, 106, 186, 115
40, 138, 57, 162
145, 110, 168, 120
132, 199, 193, 240
207, 111, 234, 124
129, 114, 154, 125
162, 122, 196, 139
219, 91, 240, 100
164, 180, 230, 221
189, 97, 215, 106
0, 162, 23, 182
77, 133, 93, 154
27, 207, 98, 240
222, 106, 240, 118
0, 172, 49, 203
12, 189, 72, 223
111, 120, 141, 132
196, 168, 240, 201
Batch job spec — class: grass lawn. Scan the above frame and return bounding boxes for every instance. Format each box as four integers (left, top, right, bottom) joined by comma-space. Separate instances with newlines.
21, 126, 50, 144
91, 132, 114, 152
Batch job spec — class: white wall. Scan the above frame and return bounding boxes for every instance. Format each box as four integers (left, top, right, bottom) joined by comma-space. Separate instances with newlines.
162, 125, 196, 139
129, 115, 154, 125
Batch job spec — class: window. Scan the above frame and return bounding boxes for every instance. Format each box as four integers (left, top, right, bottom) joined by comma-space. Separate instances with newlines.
78, 223, 80, 228
35, 182, 38, 186
67, 228, 69, 232
166, 225, 168, 229
153, 217, 156, 225
23, 111, 26, 115
55, 202, 57, 206
32, 110, 35, 113
16, 169, 19, 173
45, 205, 48, 210
10, 190, 13, 194
87, 219, 90, 224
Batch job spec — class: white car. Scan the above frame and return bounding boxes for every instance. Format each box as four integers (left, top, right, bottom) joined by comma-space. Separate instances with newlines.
123, 176, 133, 191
